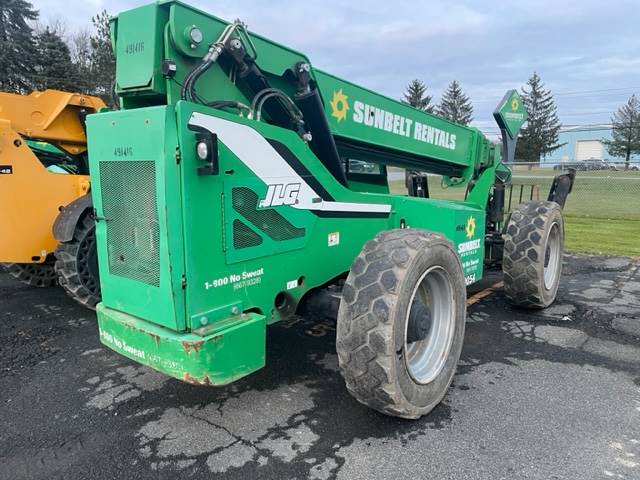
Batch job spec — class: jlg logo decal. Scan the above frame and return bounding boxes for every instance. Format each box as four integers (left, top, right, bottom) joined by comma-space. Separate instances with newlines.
259, 183, 301, 208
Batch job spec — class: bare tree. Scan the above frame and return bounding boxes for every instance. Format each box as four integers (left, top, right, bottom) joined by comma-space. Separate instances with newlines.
68, 27, 92, 92
32, 15, 67, 37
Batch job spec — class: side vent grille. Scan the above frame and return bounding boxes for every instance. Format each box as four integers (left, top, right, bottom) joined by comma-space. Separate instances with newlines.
232, 187, 305, 242
99, 160, 160, 287
232, 220, 263, 249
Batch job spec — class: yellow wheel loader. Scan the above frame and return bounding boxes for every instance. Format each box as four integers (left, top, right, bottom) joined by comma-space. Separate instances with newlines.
0, 89, 105, 308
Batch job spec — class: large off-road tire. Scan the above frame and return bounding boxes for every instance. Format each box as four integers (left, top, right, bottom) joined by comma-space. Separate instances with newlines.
503, 200, 564, 309
2, 259, 57, 287
54, 214, 101, 309
336, 229, 466, 419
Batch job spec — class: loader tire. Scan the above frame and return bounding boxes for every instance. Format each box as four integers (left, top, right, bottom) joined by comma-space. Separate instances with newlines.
336, 229, 466, 419
2, 260, 57, 287
54, 214, 101, 310
503, 200, 563, 309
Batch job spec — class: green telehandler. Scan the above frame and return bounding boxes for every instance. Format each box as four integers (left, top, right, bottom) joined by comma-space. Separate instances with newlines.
88, 0, 575, 418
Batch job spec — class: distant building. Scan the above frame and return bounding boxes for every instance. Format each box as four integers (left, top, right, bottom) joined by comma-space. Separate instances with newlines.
541, 124, 640, 165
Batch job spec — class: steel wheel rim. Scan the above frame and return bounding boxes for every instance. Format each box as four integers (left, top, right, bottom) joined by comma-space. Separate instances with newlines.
544, 222, 561, 290
404, 266, 455, 385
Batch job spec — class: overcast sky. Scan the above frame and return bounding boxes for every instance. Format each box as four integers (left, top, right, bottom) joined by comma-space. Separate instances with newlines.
34, 0, 640, 134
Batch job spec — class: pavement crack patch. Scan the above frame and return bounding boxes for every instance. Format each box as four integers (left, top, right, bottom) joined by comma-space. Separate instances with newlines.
133, 382, 323, 475
190, 405, 248, 446
460, 282, 640, 378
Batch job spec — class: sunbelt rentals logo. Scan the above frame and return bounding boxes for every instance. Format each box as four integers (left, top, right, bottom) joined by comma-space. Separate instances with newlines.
328, 89, 457, 151
458, 215, 480, 257
504, 94, 525, 123
330, 89, 349, 122
465, 215, 476, 239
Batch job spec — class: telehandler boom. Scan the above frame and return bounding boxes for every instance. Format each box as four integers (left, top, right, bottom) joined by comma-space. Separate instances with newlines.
88, 1, 574, 418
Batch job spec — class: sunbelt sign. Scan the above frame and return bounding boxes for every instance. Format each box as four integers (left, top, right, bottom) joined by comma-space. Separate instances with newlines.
329, 89, 457, 151
493, 89, 527, 140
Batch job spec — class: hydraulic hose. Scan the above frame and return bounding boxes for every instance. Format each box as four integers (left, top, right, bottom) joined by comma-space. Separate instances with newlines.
181, 22, 243, 102
181, 46, 222, 102
251, 89, 304, 123
249, 87, 280, 115
207, 100, 249, 114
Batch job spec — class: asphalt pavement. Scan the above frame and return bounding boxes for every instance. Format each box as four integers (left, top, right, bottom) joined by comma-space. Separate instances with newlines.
1, 254, 639, 480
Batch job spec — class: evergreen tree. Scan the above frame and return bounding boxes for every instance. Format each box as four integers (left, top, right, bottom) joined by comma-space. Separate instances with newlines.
0, 0, 39, 92
516, 72, 565, 162
604, 94, 640, 170
403, 79, 434, 113
34, 27, 78, 91
89, 10, 115, 104
437, 80, 473, 125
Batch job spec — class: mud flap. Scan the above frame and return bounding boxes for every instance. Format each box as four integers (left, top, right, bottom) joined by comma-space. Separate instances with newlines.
547, 168, 576, 209
52, 193, 93, 242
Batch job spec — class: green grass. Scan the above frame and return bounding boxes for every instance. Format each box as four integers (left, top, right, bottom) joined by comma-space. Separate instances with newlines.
388, 174, 640, 257
389, 178, 466, 200
564, 216, 640, 257
511, 172, 640, 221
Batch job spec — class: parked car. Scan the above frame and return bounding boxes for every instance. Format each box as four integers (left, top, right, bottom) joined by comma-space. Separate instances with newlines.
347, 159, 379, 174
584, 159, 608, 170
554, 161, 584, 171
554, 160, 607, 171
609, 162, 640, 171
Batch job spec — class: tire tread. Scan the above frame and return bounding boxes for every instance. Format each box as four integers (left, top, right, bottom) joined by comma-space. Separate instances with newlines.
54, 214, 101, 310
503, 200, 563, 308
337, 229, 458, 418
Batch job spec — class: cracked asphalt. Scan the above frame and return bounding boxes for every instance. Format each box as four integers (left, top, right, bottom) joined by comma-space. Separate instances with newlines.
1, 254, 639, 480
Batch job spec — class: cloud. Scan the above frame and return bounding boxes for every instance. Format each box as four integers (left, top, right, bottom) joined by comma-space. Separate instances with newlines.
33, 0, 640, 129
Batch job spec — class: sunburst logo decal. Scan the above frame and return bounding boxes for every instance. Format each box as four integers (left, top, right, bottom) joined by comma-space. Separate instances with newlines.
330, 89, 349, 122
511, 98, 519, 111
465, 216, 476, 239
